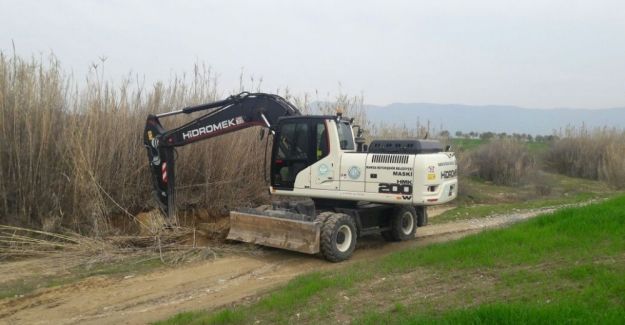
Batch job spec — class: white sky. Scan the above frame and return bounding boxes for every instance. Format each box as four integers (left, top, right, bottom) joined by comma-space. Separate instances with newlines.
1, 0, 624, 108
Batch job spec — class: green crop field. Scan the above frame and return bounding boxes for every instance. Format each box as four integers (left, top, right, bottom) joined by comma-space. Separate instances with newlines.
450, 138, 486, 151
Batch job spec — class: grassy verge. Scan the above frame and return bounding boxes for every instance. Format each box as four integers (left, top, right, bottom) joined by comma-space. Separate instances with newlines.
444, 172, 618, 224
158, 195, 625, 324
431, 191, 599, 224
359, 302, 625, 324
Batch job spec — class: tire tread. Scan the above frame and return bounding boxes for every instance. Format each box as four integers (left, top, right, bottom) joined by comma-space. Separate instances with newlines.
320, 213, 356, 262
389, 206, 417, 241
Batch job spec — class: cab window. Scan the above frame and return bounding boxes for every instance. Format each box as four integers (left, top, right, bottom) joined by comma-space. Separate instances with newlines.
336, 122, 355, 150
315, 122, 329, 160
273, 121, 310, 189
276, 122, 309, 160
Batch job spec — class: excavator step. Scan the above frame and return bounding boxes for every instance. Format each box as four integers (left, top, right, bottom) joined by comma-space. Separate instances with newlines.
227, 211, 321, 254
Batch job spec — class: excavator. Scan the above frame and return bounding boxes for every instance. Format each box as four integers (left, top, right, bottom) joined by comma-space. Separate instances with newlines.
144, 92, 457, 262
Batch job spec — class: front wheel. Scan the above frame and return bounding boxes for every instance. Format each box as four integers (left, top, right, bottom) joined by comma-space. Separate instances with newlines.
320, 213, 357, 262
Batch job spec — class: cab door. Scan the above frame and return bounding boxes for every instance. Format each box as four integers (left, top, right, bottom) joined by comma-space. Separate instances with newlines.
310, 120, 338, 190
271, 120, 312, 190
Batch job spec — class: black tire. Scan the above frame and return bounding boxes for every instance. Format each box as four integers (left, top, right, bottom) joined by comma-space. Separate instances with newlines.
417, 206, 428, 227
387, 206, 417, 241
380, 230, 394, 242
320, 213, 357, 262
314, 211, 334, 224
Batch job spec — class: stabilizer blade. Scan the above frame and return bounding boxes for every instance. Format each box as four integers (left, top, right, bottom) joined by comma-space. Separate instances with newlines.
227, 211, 320, 254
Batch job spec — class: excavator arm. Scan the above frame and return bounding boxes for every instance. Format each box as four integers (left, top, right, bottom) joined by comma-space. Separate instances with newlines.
143, 92, 301, 222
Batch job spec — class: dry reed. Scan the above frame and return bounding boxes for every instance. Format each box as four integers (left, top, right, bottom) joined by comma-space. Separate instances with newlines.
0, 52, 363, 235
468, 139, 535, 185
545, 126, 625, 189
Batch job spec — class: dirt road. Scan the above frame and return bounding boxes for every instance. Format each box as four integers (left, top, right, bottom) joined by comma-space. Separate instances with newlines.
0, 207, 558, 325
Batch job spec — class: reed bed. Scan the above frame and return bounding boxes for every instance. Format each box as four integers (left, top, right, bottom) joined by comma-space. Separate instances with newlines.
0, 53, 363, 236
545, 126, 625, 189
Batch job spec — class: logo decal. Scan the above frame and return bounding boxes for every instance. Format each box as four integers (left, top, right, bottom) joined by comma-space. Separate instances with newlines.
347, 166, 361, 180
318, 164, 329, 175
441, 169, 458, 179
181, 116, 243, 140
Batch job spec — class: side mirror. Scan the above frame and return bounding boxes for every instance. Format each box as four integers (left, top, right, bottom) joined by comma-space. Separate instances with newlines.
445, 145, 451, 151
259, 128, 265, 141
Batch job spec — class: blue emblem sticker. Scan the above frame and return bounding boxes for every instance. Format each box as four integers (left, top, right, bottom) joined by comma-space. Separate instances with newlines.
319, 164, 329, 175
347, 166, 361, 180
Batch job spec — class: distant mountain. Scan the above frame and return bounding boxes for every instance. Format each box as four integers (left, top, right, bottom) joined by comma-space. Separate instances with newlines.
362, 103, 625, 135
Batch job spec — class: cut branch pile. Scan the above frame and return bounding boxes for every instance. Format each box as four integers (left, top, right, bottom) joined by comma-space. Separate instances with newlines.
0, 225, 260, 267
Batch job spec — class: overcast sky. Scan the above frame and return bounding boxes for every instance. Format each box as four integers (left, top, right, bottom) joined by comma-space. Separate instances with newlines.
1, 0, 624, 108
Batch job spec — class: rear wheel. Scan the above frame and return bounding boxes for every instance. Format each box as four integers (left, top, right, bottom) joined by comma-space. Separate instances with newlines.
380, 229, 394, 241
320, 213, 357, 262
417, 206, 428, 227
382, 206, 417, 241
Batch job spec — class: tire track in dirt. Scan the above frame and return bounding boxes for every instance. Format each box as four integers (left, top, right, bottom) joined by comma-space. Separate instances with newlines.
0, 205, 573, 325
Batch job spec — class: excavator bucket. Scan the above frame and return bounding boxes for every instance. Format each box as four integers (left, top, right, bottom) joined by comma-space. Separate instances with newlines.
227, 211, 321, 254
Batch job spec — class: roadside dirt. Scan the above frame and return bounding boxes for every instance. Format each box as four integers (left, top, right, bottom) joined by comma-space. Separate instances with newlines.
0, 206, 562, 325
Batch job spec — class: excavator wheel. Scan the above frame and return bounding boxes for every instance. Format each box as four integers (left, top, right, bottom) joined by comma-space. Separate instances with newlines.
380, 230, 394, 241
320, 213, 357, 262
314, 211, 334, 224
417, 206, 428, 227
382, 206, 417, 242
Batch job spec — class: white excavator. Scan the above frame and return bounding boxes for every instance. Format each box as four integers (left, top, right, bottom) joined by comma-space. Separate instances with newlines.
144, 92, 457, 262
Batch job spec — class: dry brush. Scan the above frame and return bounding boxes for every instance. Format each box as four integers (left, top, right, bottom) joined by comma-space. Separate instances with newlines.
545, 126, 625, 189
0, 54, 264, 235
0, 53, 363, 236
462, 139, 535, 186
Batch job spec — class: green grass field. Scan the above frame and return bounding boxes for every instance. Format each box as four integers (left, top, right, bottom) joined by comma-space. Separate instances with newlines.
450, 138, 485, 151
450, 137, 549, 153
441, 171, 617, 224
158, 195, 625, 324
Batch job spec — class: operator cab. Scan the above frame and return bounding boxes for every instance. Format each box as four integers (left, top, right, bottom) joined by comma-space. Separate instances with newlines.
271, 116, 356, 190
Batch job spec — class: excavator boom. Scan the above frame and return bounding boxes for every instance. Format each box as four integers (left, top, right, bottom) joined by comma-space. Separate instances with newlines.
143, 92, 300, 221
